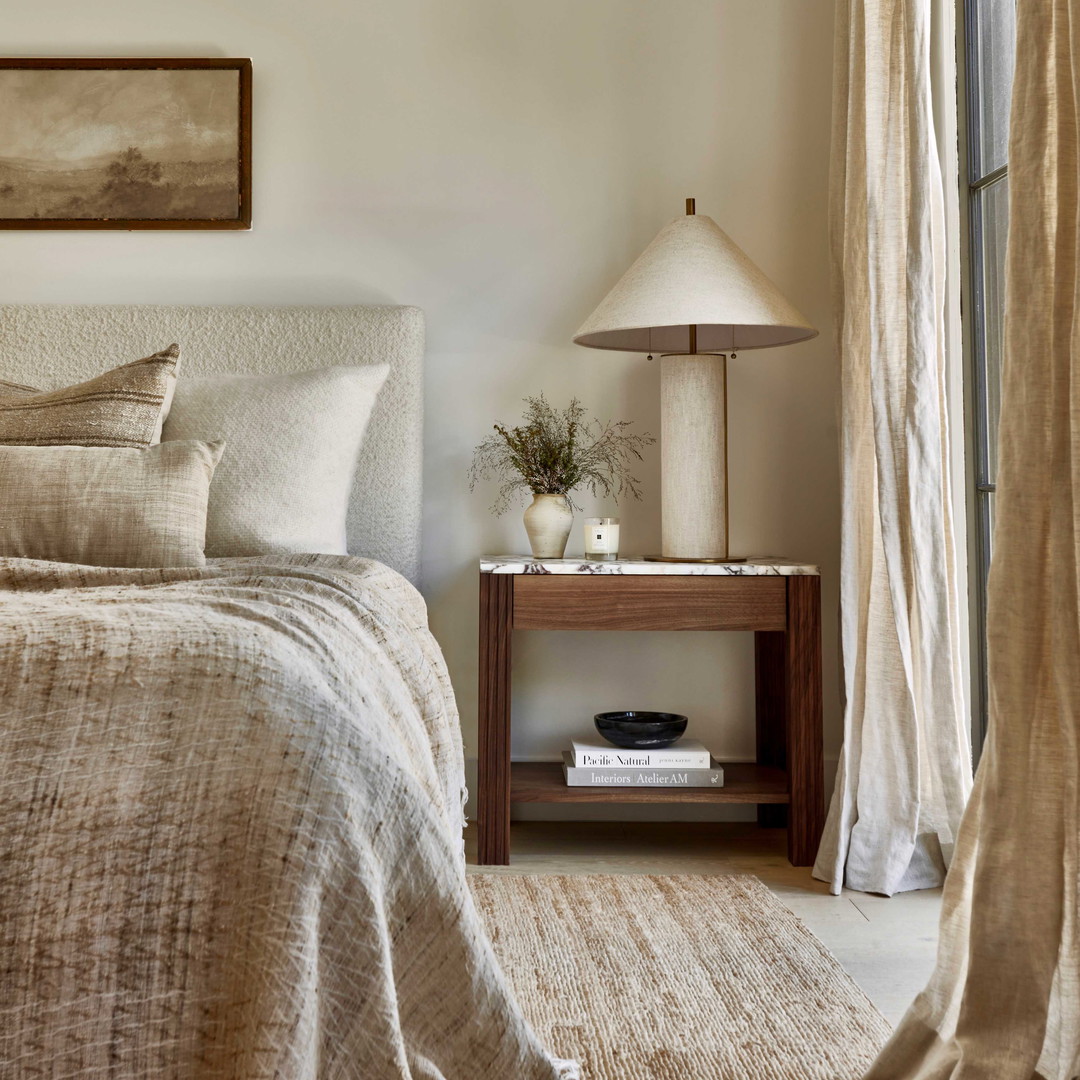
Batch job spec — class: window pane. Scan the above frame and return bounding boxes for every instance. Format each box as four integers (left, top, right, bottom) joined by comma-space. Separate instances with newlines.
974, 175, 1008, 484
970, 0, 1016, 178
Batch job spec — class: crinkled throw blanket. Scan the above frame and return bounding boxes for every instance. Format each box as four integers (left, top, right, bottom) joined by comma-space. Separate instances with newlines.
0, 555, 575, 1080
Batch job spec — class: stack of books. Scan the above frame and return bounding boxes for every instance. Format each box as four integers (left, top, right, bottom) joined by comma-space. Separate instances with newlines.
562, 737, 724, 788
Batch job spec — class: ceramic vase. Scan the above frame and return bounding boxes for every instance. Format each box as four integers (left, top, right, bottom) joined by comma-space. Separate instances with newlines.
523, 493, 573, 558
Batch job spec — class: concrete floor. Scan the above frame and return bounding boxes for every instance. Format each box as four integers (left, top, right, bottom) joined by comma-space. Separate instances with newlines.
466, 820, 942, 1026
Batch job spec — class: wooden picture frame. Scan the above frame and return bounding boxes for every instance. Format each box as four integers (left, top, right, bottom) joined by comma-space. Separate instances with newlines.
0, 58, 252, 230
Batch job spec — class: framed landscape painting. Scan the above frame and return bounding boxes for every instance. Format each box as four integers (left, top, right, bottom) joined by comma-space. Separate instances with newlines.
0, 58, 251, 230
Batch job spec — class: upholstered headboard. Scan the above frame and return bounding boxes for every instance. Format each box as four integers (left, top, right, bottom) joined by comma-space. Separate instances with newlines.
0, 305, 424, 583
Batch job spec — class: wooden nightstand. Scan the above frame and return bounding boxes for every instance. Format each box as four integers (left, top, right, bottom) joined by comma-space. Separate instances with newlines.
477, 556, 825, 867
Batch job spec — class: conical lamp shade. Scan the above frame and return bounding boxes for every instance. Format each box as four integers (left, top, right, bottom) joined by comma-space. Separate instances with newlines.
573, 213, 817, 353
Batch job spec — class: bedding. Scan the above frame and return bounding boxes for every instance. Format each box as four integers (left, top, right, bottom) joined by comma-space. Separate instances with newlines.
0, 554, 573, 1080
162, 365, 390, 557
0, 344, 179, 447
0, 439, 223, 568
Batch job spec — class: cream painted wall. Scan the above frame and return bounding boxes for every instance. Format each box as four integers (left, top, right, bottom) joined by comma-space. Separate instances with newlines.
2, 0, 838, 820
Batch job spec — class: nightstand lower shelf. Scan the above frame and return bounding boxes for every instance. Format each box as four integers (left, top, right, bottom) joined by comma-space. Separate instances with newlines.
511, 761, 789, 804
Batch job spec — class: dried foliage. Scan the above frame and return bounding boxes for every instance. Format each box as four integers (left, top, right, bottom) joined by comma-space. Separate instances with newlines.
468, 395, 654, 514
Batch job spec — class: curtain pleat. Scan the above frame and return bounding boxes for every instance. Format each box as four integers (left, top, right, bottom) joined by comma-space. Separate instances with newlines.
815, 0, 972, 896
862, 1, 1080, 1075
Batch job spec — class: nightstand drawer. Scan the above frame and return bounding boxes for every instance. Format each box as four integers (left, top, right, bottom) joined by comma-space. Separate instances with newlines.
512, 575, 787, 631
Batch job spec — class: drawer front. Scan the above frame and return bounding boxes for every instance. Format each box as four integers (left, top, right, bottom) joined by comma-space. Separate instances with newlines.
512, 575, 787, 631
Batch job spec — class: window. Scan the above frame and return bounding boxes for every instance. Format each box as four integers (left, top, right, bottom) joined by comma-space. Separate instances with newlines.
960, 0, 1015, 745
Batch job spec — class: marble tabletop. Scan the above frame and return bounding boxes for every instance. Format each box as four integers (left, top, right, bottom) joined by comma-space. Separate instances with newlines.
479, 555, 819, 576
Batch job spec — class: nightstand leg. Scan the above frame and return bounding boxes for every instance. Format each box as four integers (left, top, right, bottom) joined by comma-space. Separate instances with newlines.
754, 629, 788, 829
785, 576, 824, 866
477, 574, 513, 865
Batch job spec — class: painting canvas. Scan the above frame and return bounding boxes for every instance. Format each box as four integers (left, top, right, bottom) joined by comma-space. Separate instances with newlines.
0, 59, 251, 229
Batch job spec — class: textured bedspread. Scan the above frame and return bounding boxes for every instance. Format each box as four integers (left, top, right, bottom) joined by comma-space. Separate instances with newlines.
0, 555, 573, 1080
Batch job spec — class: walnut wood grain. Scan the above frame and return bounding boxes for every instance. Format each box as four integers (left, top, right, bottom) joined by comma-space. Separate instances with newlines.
755, 630, 788, 829
474, 567, 824, 867
785, 576, 824, 865
477, 574, 513, 865
512, 575, 786, 631
511, 762, 789, 804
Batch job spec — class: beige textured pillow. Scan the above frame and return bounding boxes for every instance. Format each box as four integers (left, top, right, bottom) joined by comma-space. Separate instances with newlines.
0, 344, 180, 448
0, 440, 223, 568
162, 365, 389, 556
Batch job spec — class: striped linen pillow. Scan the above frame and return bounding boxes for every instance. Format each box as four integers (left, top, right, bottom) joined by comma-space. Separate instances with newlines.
0, 345, 180, 448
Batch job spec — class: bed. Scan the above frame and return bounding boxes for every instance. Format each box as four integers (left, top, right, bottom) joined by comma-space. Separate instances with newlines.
0, 306, 575, 1080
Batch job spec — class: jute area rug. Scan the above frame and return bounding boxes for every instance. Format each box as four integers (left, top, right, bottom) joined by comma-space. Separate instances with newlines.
470, 874, 892, 1080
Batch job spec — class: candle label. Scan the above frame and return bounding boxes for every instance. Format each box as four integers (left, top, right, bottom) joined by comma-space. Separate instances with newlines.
584, 521, 620, 555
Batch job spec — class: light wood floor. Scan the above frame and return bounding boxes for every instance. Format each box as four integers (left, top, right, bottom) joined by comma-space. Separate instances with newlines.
465, 821, 942, 1026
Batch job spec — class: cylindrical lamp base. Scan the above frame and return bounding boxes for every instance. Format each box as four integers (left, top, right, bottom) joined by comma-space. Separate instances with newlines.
660, 353, 729, 560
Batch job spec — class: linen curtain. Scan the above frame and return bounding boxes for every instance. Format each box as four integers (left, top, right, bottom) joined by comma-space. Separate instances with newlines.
813, 0, 973, 896
864, 1, 1080, 1074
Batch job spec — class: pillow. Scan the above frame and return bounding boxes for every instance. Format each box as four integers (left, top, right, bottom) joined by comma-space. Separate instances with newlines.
0, 344, 180, 448
162, 365, 389, 557
0, 440, 223, 568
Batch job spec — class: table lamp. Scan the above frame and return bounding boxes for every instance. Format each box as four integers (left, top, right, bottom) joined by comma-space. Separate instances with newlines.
573, 199, 817, 561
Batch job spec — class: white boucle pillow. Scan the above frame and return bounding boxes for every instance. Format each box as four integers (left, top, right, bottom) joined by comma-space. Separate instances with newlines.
162, 365, 389, 557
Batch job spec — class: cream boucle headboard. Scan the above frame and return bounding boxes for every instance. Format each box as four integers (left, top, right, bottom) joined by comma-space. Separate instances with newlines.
0, 304, 424, 583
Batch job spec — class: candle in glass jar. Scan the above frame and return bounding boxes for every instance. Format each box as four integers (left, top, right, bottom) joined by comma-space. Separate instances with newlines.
584, 517, 620, 561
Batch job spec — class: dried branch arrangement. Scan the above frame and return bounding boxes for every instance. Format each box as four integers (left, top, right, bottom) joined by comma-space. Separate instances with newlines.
468, 395, 654, 514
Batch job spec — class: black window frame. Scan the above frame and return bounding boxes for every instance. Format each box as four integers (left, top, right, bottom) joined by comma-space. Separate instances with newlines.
958, 0, 1014, 752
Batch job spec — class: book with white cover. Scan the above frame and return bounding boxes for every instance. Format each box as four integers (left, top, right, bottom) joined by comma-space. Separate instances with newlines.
569, 737, 712, 769
562, 752, 724, 788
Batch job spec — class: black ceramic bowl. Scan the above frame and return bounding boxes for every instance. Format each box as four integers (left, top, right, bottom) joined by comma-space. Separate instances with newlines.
593, 711, 689, 750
